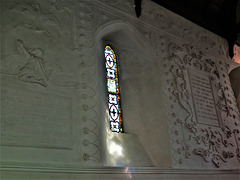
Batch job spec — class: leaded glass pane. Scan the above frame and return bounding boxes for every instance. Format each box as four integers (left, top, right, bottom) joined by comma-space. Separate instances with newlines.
108, 94, 118, 105
110, 121, 120, 133
105, 45, 123, 133
106, 68, 116, 79
107, 78, 117, 93
109, 104, 119, 121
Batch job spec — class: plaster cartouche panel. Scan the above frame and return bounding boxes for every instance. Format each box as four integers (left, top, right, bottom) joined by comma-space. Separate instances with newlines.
137, 0, 240, 169
159, 41, 240, 169
1, 0, 101, 166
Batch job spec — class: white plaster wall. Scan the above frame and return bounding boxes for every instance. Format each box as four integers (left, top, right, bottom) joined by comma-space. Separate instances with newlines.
1, 0, 240, 179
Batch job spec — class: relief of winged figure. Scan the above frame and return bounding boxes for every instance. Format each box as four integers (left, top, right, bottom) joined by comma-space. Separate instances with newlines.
10, 2, 62, 39
15, 39, 79, 88
1, 39, 79, 88
16, 39, 51, 87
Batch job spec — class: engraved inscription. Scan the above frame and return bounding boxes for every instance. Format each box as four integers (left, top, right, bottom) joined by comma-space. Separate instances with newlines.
188, 69, 219, 127
1, 82, 72, 149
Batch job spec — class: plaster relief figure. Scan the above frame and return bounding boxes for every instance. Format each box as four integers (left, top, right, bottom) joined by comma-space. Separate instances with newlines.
17, 39, 48, 87
10, 3, 62, 40
2, 39, 79, 88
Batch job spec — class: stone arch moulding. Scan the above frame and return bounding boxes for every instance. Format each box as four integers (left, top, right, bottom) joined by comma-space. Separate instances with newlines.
95, 21, 158, 167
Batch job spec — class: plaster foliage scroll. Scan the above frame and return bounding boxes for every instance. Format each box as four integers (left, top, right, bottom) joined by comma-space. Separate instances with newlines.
160, 42, 240, 168
1, 0, 81, 88
141, 0, 173, 31
9, 1, 62, 40
49, 0, 83, 52
195, 30, 229, 59
139, 0, 228, 59
174, 18, 229, 59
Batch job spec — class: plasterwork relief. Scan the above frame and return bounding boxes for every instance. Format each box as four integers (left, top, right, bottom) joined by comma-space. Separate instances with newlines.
173, 20, 229, 59
1, 1, 80, 87
92, 0, 240, 167
75, 1, 101, 165
96, 0, 134, 17
136, 11, 239, 167
141, 1, 229, 59
160, 42, 240, 168
2, 0, 238, 169
141, 1, 173, 31
1, 0, 101, 165
82, 0, 239, 168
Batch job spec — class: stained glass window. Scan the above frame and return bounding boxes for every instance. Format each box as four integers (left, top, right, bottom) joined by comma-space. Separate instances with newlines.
105, 45, 123, 133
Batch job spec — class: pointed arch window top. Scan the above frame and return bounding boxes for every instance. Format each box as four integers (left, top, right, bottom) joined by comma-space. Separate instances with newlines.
105, 45, 123, 133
